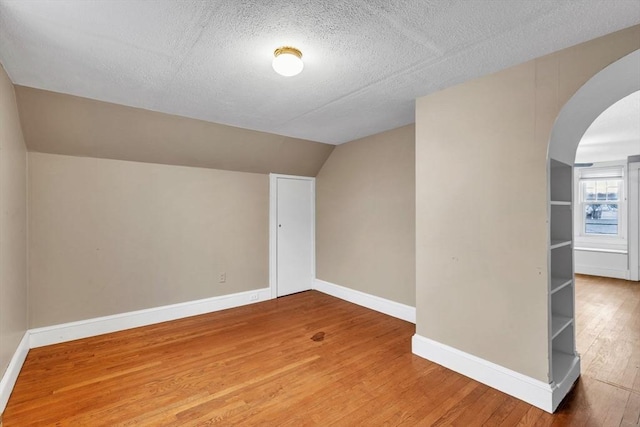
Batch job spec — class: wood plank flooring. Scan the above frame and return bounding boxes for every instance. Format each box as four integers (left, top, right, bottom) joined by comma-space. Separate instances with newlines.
3, 275, 639, 426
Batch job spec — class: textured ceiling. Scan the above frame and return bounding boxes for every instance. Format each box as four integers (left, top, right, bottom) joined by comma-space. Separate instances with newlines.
0, 1, 639, 145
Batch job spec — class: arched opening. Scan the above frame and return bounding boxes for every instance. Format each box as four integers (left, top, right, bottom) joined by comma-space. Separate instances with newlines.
547, 49, 639, 410
574, 91, 639, 279
549, 50, 640, 164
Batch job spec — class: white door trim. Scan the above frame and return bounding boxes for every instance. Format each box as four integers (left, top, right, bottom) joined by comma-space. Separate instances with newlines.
629, 161, 639, 281
269, 174, 316, 299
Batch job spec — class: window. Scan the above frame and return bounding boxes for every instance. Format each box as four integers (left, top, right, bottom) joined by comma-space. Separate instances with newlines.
576, 165, 626, 240
581, 179, 621, 235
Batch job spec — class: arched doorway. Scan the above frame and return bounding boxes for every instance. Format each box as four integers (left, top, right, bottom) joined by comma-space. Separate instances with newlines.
574, 91, 639, 280
547, 49, 639, 410
549, 50, 640, 163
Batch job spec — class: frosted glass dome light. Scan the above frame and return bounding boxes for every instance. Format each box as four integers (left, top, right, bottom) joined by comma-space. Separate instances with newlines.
272, 46, 304, 77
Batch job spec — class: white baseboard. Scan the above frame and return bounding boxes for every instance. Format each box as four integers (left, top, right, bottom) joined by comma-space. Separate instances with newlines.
412, 334, 578, 413
0, 332, 30, 413
29, 287, 271, 348
552, 354, 581, 411
575, 265, 628, 280
313, 279, 415, 323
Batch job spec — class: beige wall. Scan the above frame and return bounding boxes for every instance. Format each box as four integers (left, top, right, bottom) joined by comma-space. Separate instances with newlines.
28, 153, 268, 327
316, 125, 415, 306
16, 86, 334, 177
415, 26, 639, 382
0, 65, 28, 376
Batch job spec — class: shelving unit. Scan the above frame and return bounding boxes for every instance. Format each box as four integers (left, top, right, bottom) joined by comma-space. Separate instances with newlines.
551, 314, 572, 339
548, 159, 580, 411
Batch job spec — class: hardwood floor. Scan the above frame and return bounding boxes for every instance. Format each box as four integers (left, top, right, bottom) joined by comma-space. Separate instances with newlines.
3, 275, 639, 426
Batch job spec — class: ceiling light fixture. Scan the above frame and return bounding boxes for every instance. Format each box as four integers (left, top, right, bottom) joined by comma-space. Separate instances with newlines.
272, 46, 304, 77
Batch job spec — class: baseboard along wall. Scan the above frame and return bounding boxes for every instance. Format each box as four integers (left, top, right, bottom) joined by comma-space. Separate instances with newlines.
312, 279, 416, 323
0, 333, 29, 412
574, 264, 629, 280
29, 288, 271, 348
4, 281, 573, 415
411, 334, 579, 413
1, 280, 415, 413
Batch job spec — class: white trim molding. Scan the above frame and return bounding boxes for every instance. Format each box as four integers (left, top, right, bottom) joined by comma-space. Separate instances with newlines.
313, 279, 416, 323
629, 160, 639, 281
269, 174, 278, 299
573, 264, 629, 280
0, 332, 30, 413
412, 334, 579, 413
29, 288, 271, 348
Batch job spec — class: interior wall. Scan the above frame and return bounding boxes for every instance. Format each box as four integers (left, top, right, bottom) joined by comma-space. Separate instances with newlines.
316, 125, 415, 306
0, 64, 28, 378
415, 25, 640, 382
15, 86, 335, 176
28, 153, 268, 328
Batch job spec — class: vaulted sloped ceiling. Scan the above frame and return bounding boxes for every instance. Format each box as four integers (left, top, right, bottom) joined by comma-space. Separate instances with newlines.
15, 86, 334, 176
0, 1, 639, 172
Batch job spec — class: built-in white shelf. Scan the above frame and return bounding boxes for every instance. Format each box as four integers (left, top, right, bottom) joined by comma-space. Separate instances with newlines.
550, 240, 572, 250
551, 284, 573, 318
551, 315, 573, 339
548, 158, 579, 410
551, 277, 572, 294
550, 159, 572, 203
551, 244, 572, 280
550, 204, 572, 243
551, 350, 576, 383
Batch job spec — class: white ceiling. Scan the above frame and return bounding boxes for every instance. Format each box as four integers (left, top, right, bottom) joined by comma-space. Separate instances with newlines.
581, 91, 640, 146
576, 91, 640, 163
0, 1, 639, 145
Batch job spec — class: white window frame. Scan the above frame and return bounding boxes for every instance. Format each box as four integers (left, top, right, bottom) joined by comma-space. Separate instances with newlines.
574, 161, 627, 251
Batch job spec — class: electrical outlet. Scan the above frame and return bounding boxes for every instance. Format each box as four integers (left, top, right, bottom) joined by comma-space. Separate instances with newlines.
219, 272, 226, 283
250, 293, 259, 301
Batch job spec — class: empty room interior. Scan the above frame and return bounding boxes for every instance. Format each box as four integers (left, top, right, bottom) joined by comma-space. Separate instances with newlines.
0, 1, 639, 425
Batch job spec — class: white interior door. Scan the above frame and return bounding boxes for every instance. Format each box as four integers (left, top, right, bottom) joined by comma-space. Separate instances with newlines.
270, 175, 314, 297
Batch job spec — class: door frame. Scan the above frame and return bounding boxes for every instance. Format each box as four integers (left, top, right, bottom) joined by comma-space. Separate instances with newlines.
629, 161, 640, 281
269, 173, 316, 299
